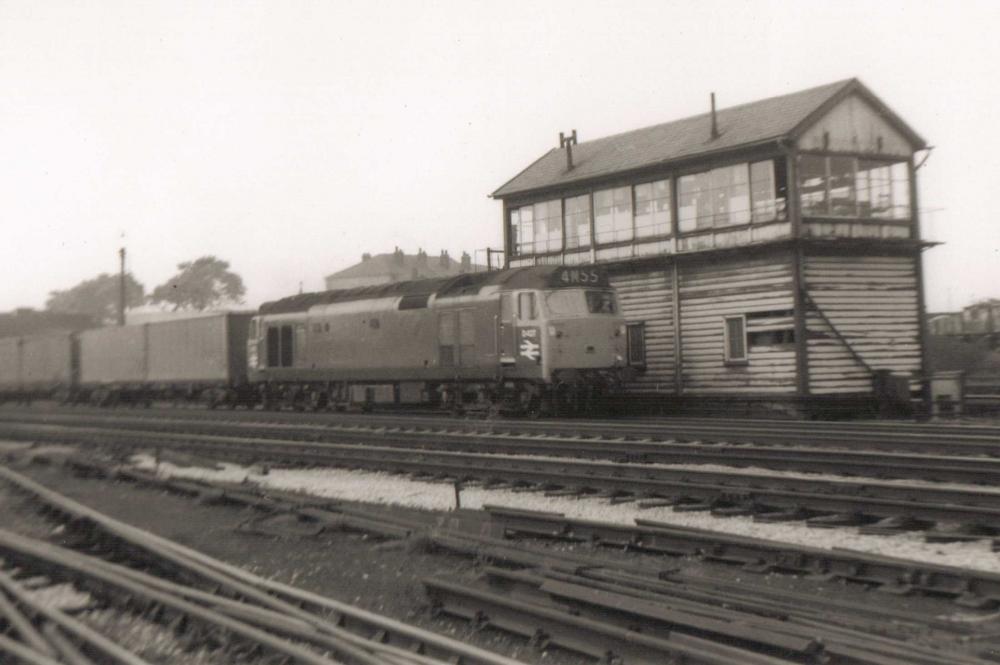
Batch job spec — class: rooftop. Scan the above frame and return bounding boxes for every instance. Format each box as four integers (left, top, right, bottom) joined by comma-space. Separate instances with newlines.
492, 78, 925, 199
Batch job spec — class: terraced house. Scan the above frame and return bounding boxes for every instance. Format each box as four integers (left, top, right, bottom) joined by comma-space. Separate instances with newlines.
492, 79, 931, 416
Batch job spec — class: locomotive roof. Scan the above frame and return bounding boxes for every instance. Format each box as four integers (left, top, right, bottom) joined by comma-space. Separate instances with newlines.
259, 266, 599, 315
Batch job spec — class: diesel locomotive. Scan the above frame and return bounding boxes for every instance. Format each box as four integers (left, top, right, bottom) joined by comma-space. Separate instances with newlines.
0, 266, 629, 415
250, 265, 629, 414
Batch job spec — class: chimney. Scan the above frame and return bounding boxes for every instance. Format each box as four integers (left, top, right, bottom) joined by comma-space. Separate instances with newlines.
560, 129, 577, 170
361, 252, 372, 261
460, 251, 471, 273
439, 250, 450, 268
394, 246, 405, 264
710, 93, 719, 140
416, 248, 427, 266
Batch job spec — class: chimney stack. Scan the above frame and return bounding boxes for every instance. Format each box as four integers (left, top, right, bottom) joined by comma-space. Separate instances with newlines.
439, 250, 450, 268
559, 129, 577, 170
460, 251, 471, 273
416, 248, 427, 266
393, 247, 405, 264
362, 252, 372, 261
710, 93, 719, 140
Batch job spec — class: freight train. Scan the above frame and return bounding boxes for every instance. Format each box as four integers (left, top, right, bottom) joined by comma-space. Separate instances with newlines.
0, 266, 629, 415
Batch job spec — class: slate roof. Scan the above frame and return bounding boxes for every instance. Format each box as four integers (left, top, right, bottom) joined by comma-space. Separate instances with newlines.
324, 251, 485, 283
492, 78, 925, 199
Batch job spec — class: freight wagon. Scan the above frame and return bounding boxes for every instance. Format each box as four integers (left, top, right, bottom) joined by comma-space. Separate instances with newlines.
0, 332, 76, 402
76, 311, 253, 406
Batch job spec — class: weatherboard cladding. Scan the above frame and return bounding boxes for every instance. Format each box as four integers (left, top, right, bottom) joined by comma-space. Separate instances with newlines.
491, 78, 924, 199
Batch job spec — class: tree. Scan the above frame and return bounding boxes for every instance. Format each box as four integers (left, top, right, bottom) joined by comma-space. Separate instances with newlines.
150, 256, 246, 311
45, 273, 146, 325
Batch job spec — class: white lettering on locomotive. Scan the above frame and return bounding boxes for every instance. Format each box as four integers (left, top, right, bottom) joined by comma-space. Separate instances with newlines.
518, 327, 541, 362
559, 268, 601, 285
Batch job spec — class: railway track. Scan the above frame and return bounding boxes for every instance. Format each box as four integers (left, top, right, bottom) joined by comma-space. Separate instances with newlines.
4, 404, 1000, 456
5, 416, 1000, 532
0, 463, 525, 665
49, 457, 998, 665
4, 409, 1000, 485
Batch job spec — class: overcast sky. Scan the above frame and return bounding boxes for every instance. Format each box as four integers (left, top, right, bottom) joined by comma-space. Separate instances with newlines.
2, 0, 997, 313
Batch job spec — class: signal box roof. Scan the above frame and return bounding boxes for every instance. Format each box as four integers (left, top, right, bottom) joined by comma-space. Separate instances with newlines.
492, 78, 925, 199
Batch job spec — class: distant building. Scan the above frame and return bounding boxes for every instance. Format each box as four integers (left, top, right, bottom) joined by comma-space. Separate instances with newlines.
928, 301, 1000, 347
324, 248, 482, 291
0, 309, 96, 338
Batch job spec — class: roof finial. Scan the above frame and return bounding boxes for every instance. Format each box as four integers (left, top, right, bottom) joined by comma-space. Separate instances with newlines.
710, 93, 720, 140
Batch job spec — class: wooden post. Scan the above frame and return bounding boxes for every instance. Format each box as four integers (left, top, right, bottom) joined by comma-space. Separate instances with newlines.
910, 155, 932, 417
671, 258, 683, 395
118, 247, 126, 326
501, 201, 511, 267
785, 148, 811, 400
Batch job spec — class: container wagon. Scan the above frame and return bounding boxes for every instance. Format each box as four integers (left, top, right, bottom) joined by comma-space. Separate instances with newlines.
0, 332, 76, 402
76, 312, 253, 406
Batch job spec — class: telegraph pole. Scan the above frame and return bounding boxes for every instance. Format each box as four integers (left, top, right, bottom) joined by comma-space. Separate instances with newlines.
118, 247, 126, 326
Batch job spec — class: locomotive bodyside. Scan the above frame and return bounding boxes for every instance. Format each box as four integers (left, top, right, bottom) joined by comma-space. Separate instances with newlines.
250, 266, 628, 413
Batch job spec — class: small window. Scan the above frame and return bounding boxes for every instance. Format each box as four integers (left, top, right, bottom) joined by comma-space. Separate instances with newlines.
266, 327, 280, 367
369, 318, 380, 330
724, 316, 748, 363
748, 330, 795, 347
586, 290, 617, 314
518, 292, 537, 320
500, 294, 513, 323
626, 323, 646, 366
280, 325, 294, 367
399, 293, 430, 310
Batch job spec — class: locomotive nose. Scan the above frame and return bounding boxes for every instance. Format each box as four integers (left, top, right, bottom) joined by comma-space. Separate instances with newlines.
547, 317, 627, 369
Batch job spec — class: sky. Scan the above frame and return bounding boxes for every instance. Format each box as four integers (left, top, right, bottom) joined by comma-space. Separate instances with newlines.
1, 0, 998, 313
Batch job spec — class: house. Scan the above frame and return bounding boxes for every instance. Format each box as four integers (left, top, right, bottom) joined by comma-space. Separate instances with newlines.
324, 248, 480, 291
492, 78, 932, 416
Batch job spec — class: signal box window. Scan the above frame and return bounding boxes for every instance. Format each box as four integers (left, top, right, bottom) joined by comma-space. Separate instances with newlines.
518, 292, 537, 320
626, 323, 646, 367
723, 316, 748, 364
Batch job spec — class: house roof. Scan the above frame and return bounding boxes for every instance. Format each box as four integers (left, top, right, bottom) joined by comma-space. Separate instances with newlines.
325, 251, 481, 282
492, 78, 926, 199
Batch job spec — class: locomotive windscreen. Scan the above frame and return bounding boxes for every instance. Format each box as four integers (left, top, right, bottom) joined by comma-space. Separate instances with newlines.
543, 289, 618, 316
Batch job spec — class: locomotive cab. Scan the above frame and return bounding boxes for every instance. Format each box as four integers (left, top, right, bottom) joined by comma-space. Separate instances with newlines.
495, 266, 628, 414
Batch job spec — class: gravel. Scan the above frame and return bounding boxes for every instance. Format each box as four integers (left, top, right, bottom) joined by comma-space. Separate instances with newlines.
132, 454, 1000, 574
